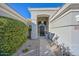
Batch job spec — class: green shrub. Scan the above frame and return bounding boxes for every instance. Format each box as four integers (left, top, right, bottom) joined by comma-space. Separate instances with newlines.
22, 48, 29, 53
0, 16, 28, 56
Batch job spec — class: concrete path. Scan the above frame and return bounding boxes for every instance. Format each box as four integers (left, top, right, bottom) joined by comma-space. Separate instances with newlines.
39, 38, 54, 56
13, 37, 54, 56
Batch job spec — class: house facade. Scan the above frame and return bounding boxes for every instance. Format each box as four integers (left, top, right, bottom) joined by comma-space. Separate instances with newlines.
28, 8, 60, 39
29, 4, 79, 55
50, 3, 79, 55
1, 3, 79, 55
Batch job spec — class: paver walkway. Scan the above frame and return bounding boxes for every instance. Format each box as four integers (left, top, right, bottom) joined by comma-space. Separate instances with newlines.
13, 37, 54, 56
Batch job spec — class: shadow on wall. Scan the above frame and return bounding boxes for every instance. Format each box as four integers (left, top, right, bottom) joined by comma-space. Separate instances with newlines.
27, 22, 37, 40
28, 25, 32, 39
47, 32, 74, 56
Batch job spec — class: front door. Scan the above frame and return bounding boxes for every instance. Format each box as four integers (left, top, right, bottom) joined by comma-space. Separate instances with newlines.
39, 25, 45, 36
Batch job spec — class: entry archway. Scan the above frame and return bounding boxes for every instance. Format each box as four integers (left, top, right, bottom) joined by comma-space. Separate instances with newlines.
37, 14, 49, 37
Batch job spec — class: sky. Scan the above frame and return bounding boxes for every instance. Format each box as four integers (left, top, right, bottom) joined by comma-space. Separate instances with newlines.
8, 3, 64, 19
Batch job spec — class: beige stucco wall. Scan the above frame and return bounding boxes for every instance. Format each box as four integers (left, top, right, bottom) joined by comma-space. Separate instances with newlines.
49, 11, 79, 55
29, 8, 59, 39
70, 11, 79, 55
49, 12, 72, 47
0, 7, 17, 19
0, 3, 27, 25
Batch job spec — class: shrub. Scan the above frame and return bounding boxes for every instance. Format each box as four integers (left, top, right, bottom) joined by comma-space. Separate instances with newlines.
0, 16, 28, 56
22, 48, 29, 53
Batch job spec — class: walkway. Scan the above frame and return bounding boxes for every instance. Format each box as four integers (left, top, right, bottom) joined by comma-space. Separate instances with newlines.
13, 37, 54, 56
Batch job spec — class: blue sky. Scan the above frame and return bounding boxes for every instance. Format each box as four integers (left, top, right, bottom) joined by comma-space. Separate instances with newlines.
8, 3, 64, 19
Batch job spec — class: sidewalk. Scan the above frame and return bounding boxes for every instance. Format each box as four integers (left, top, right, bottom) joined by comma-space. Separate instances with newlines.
13, 38, 54, 56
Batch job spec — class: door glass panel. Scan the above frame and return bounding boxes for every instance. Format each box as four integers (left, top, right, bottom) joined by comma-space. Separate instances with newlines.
40, 26, 45, 36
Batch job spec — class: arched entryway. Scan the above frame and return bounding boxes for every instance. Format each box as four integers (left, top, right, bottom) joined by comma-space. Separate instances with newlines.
37, 14, 49, 37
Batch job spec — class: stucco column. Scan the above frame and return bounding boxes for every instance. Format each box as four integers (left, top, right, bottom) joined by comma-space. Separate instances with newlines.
31, 18, 38, 39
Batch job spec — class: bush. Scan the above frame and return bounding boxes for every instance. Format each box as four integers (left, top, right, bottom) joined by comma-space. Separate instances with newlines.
0, 16, 28, 56
22, 48, 29, 53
